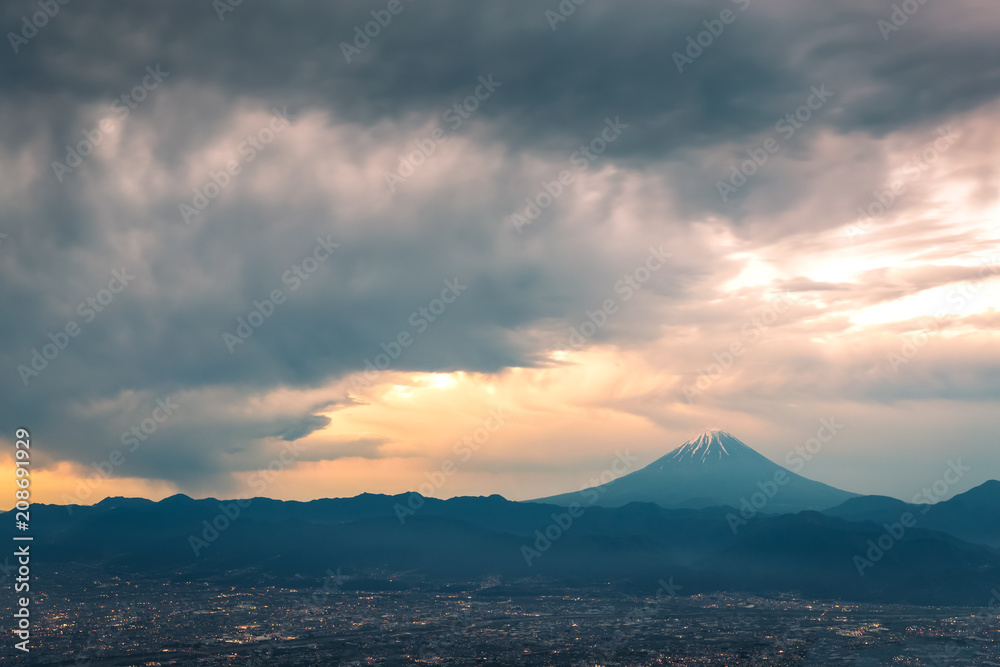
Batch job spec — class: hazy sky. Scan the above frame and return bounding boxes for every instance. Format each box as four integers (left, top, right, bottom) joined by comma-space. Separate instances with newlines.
2, 0, 999, 508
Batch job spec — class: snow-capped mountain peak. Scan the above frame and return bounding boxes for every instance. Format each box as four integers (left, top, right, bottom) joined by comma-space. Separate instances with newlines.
661, 429, 758, 464
531, 428, 859, 512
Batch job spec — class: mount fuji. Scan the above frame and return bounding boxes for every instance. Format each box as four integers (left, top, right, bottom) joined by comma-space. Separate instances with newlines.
531, 430, 859, 514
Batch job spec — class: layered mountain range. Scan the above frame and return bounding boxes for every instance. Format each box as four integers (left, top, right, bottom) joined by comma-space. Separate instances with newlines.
9, 430, 999, 606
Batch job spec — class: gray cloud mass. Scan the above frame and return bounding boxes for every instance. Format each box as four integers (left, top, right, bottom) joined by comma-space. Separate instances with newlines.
1, 0, 998, 496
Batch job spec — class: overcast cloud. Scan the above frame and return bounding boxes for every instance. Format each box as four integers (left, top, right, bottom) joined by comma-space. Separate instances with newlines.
2, 0, 999, 504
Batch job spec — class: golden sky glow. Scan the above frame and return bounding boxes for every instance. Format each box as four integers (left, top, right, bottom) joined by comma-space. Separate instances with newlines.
5, 34, 1000, 510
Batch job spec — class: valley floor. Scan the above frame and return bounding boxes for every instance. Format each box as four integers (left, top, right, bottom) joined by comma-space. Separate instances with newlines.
5, 569, 999, 666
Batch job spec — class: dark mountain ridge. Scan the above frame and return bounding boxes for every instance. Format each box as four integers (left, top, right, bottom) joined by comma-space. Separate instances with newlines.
11, 479, 1000, 607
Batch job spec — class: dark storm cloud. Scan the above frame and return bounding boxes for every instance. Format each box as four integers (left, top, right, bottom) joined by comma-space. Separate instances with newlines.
2, 0, 999, 488
272, 414, 332, 442
4, 0, 1000, 157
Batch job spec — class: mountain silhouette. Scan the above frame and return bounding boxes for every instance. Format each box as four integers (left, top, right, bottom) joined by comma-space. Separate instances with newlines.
11, 482, 1000, 606
824, 479, 1000, 547
531, 430, 859, 513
